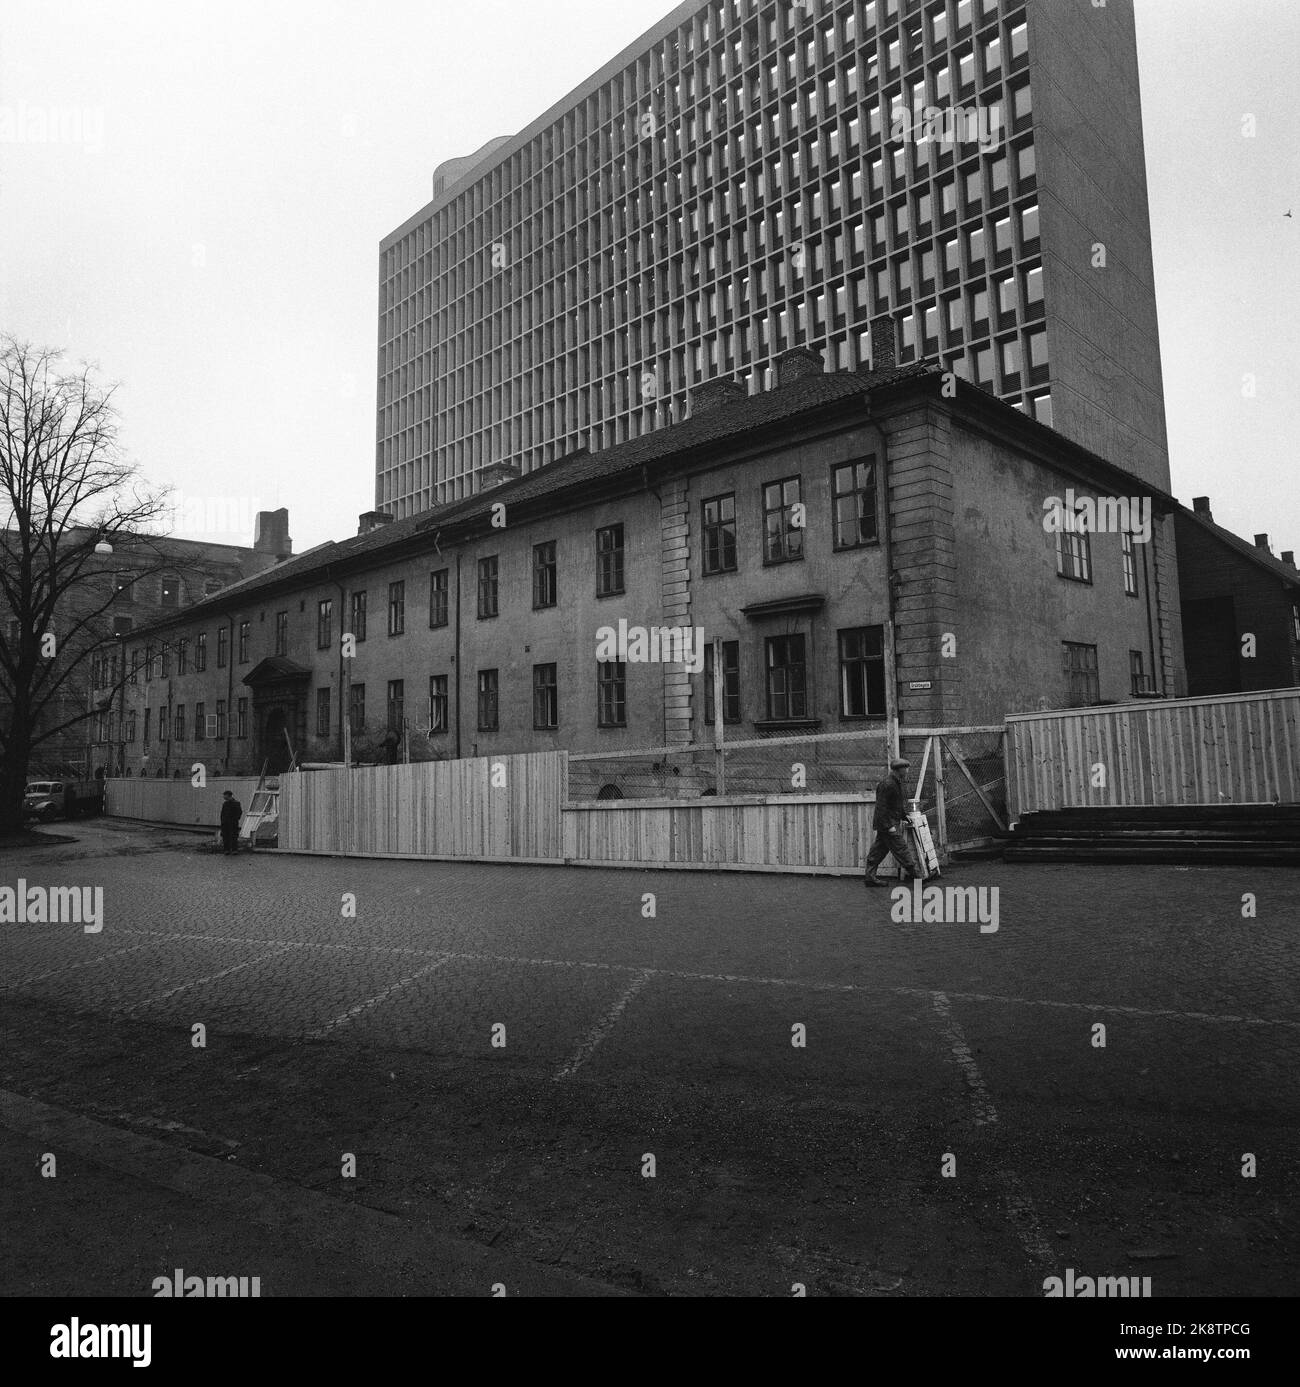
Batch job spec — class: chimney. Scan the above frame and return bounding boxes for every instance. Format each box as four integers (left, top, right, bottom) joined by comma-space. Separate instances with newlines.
477, 461, 522, 489
1281, 551, 1296, 568
773, 348, 826, 389
357, 510, 394, 536
1192, 496, 1213, 520
253, 508, 293, 560
689, 378, 748, 414
1255, 533, 1272, 554
869, 316, 897, 373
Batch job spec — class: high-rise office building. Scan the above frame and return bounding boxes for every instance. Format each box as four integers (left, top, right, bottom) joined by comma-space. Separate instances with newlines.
377, 0, 1169, 519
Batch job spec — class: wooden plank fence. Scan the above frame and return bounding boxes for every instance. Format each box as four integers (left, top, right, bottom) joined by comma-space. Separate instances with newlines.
1006, 688, 1300, 815
105, 776, 264, 828
277, 753, 566, 861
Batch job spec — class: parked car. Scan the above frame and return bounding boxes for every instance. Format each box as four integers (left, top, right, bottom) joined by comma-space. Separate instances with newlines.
23, 779, 104, 821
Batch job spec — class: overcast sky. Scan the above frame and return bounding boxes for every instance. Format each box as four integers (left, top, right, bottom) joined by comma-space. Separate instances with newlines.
1, 0, 1296, 555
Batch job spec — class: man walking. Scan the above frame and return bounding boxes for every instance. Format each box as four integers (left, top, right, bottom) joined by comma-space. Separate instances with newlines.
219, 789, 242, 856
864, 756, 922, 886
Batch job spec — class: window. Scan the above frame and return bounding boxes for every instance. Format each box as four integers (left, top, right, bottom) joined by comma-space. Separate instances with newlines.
215, 699, 227, 738
194, 702, 206, 740
596, 524, 625, 596
158, 707, 167, 742
275, 611, 288, 656
316, 687, 331, 737
195, 632, 207, 672
766, 634, 808, 719
238, 620, 250, 663
349, 684, 365, 735
387, 679, 404, 733
1130, 649, 1155, 697
477, 556, 499, 618
477, 670, 499, 731
112, 615, 133, 637
702, 493, 738, 574
177, 638, 188, 675
597, 660, 627, 727
317, 599, 333, 649
161, 644, 171, 678
1056, 508, 1092, 583
832, 460, 878, 548
160, 574, 179, 608
351, 590, 368, 642
125, 710, 137, 742
1294, 604, 1300, 643
763, 476, 804, 562
237, 697, 248, 739
533, 663, 558, 729
839, 627, 886, 717
532, 542, 557, 608
422, 570, 446, 628
428, 675, 448, 734
1122, 529, 1139, 597
114, 572, 134, 602
703, 640, 741, 724
142, 708, 151, 744
217, 626, 228, 668
388, 582, 405, 636
129, 649, 141, 684
174, 705, 185, 741
1062, 642, 1100, 706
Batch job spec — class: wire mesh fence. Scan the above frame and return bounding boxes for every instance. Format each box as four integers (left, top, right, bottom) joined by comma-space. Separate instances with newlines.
567, 730, 895, 802
568, 725, 1009, 856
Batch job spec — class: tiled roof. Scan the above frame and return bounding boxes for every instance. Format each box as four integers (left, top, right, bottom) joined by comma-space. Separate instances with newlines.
1177, 505, 1300, 587
141, 364, 939, 626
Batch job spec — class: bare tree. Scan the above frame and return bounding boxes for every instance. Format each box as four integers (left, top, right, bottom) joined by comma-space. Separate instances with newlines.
0, 337, 170, 833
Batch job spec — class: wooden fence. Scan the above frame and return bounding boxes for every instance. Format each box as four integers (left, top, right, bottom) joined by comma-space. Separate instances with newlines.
562, 794, 875, 874
105, 776, 264, 828
1006, 688, 1300, 815
276, 754, 566, 861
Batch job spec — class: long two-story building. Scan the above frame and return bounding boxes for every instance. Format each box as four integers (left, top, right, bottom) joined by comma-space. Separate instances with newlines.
105, 336, 1184, 779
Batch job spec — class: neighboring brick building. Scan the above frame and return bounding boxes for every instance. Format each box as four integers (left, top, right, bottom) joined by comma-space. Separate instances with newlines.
1175, 498, 1300, 696
114, 347, 1183, 779
3, 512, 292, 778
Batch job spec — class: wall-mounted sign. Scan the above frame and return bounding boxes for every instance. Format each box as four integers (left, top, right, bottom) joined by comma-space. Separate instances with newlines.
908, 681, 933, 691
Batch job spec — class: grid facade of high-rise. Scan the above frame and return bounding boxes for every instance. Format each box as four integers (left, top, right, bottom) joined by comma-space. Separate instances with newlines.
377, 0, 1169, 519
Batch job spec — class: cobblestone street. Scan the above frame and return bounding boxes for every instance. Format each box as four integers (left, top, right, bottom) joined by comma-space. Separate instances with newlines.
1, 819, 1297, 1296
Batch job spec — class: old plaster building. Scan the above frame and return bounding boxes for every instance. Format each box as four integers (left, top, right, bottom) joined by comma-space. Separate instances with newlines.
114, 342, 1182, 778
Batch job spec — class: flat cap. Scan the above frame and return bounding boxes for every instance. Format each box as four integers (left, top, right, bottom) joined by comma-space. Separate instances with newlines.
889, 757, 911, 770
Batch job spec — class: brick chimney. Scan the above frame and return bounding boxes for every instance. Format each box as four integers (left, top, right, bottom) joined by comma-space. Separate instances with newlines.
773, 347, 826, 389
689, 378, 748, 414
1255, 533, 1272, 553
357, 510, 394, 536
1282, 551, 1296, 568
253, 508, 292, 560
478, 461, 522, 488
1192, 496, 1213, 520
869, 316, 897, 373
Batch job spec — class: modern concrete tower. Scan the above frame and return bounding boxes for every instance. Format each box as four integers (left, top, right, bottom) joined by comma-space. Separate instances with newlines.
376, 0, 1170, 518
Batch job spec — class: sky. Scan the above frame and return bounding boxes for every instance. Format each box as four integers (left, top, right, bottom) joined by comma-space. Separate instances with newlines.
0, 0, 1296, 556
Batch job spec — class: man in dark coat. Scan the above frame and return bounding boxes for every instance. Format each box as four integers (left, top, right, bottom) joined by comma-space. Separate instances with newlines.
219, 790, 242, 855
863, 757, 922, 886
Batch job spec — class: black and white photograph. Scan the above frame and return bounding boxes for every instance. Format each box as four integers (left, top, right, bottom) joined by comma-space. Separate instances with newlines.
1, 0, 1296, 1358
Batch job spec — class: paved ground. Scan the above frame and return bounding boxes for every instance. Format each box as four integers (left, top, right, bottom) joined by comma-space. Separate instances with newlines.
1, 818, 1297, 1297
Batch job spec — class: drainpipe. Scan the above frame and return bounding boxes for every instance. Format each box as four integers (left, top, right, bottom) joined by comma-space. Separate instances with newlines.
224, 615, 235, 771
454, 549, 463, 760
333, 573, 349, 766
862, 412, 900, 759
1141, 517, 1160, 697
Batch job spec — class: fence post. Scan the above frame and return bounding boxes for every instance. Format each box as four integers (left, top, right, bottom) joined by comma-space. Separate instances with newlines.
933, 735, 949, 863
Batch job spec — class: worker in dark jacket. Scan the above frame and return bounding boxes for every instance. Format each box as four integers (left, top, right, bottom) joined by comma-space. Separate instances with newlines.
219, 790, 243, 855
864, 757, 922, 886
